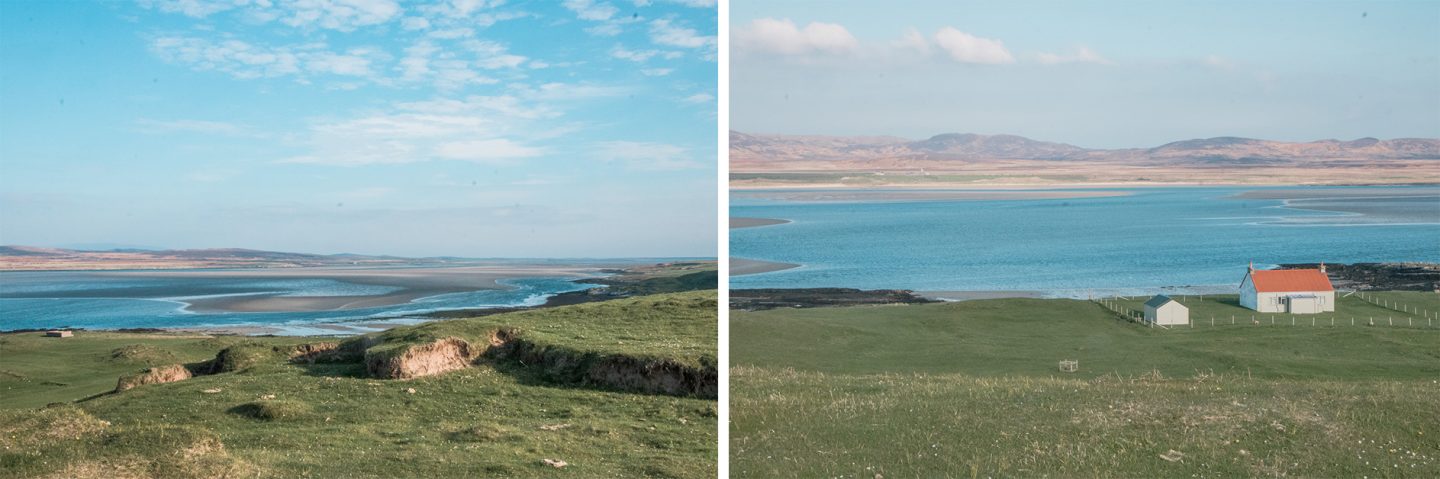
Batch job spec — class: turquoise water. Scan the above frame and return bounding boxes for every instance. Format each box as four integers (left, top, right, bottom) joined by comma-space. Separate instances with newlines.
0, 274, 591, 333
731, 187, 1440, 295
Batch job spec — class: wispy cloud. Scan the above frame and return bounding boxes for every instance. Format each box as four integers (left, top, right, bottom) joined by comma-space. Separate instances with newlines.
150, 36, 394, 82
649, 18, 714, 48
932, 27, 1014, 64
1035, 46, 1112, 65
593, 141, 702, 170
562, 0, 618, 21
140, 0, 403, 31
433, 139, 545, 162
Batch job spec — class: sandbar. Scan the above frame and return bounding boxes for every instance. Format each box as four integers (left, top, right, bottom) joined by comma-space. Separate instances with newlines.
734, 190, 1131, 203
1231, 187, 1440, 200
731, 258, 800, 276
98, 265, 598, 313
731, 217, 792, 229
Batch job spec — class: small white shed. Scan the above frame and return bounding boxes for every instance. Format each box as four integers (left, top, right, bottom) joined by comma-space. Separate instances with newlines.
1143, 295, 1189, 326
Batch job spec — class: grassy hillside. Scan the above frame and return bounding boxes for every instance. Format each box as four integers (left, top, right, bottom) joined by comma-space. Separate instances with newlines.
731, 295, 1440, 477
1, 291, 717, 478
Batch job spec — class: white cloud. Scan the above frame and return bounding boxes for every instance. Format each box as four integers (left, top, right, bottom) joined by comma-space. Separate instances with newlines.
640, 68, 672, 76
306, 50, 377, 76
611, 45, 660, 62
282, 112, 494, 166
649, 18, 714, 48
138, 0, 249, 17
427, 27, 474, 39
151, 36, 304, 79
932, 27, 1014, 64
434, 139, 545, 161
464, 40, 528, 69
281, 0, 402, 31
585, 23, 624, 36
1035, 46, 1112, 65
562, 0, 618, 21
894, 27, 930, 55
400, 16, 430, 30
682, 92, 712, 104
593, 141, 701, 170
733, 18, 857, 56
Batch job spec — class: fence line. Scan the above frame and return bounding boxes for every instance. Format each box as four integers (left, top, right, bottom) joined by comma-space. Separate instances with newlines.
1094, 294, 1439, 330
1353, 291, 1436, 321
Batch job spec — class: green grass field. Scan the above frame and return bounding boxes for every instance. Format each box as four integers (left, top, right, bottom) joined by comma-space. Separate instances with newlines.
731, 294, 1440, 477
1, 291, 717, 478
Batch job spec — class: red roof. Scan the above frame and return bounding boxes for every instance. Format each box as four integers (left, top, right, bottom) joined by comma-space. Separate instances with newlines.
1248, 269, 1334, 293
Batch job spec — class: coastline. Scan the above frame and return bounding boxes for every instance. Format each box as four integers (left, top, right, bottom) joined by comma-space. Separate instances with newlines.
917, 290, 1045, 301
729, 181, 1440, 191
733, 189, 1132, 203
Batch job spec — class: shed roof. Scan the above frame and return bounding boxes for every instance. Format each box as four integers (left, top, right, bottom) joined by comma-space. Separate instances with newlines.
1144, 295, 1174, 308
1248, 269, 1334, 293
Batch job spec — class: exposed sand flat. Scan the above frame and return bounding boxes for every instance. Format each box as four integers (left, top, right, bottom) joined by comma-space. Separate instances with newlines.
97, 265, 599, 313
734, 189, 1131, 203
918, 290, 1045, 301
1231, 186, 1440, 200
183, 291, 446, 313
731, 258, 800, 276
730, 217, 792, 229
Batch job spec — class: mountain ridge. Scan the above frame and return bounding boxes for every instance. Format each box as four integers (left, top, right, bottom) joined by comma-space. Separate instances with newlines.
731, 130, 1440, 163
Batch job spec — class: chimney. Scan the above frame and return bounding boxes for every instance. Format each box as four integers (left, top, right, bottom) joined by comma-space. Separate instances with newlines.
1319, 262, 1326, 273
1248, 261, 1254, 274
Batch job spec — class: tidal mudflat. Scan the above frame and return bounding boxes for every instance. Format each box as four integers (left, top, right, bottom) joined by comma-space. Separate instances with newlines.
0, 265, 607, 333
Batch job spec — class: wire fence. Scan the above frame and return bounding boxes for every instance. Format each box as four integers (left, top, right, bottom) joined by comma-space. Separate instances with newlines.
1351, 291, 1437, 320
1091, 295, 1439, 330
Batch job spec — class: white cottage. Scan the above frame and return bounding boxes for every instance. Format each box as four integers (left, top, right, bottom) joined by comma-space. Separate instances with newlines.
1143, 295, 1189, 326
1239, 263, 1335, 314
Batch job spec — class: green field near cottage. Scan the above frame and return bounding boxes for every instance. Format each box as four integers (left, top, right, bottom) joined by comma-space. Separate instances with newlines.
731, 294, 1440, 478
1, 292, 718, 479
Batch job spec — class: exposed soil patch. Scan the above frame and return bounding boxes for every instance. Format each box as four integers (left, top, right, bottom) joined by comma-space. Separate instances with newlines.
495, 337, 717, 399
114, 364, 192, 392
286, 342, 343, 364
364, 337, 482, 380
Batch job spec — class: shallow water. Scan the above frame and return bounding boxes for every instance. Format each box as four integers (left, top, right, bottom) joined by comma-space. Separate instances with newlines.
0, 275, 590, 333
730, 186, 1440, 295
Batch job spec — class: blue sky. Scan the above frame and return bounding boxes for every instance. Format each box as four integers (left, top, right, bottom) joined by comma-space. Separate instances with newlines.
732, 1, 1440, 148
0, 0, 716, 258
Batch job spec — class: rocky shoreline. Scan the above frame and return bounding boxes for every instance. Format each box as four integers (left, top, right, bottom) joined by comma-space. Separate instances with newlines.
1279, 262, 1439, 291
730, 288, 936, 311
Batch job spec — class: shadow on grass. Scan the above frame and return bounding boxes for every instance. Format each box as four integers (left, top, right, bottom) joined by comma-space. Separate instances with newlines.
295, 362, 368, 379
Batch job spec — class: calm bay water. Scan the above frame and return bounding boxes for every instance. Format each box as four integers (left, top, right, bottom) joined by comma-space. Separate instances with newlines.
0, 274, 590, 333
731, 187, 1440, 295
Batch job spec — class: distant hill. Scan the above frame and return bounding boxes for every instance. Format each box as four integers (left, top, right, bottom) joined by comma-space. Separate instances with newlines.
732, 131, 1440, 164
0, 246, 420, 271
730, 131, 1440, 186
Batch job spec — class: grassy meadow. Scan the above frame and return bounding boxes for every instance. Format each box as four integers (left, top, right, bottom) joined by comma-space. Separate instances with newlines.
731, 294, 1440, 478
1, 291, 718, 478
